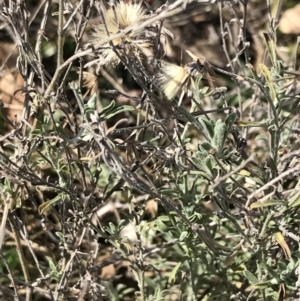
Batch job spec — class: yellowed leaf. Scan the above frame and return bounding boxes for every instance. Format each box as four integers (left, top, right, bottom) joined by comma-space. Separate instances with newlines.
274, 232, 291, 259
239, 169, 251, 176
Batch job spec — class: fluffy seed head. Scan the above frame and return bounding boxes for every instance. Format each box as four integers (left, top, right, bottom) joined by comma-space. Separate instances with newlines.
108, 2, 146, 31
91, 2, 148, 66
158, 51, 216, 100
158, 63, 190, 100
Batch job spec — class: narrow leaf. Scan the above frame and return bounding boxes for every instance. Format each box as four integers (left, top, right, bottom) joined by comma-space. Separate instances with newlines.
274, 232, 291, 259
168, 261, 183, 286
243, 270, 259, 284
98, 100, 116, 117
250, 200, 285, 209
69, 81, 84, 115
103, 105, 135, 120
259, 64, 277, 103
198, 118, 215, 140
212, 119, 226, 154
39, 195, 62, 215
263, 33, 277, 70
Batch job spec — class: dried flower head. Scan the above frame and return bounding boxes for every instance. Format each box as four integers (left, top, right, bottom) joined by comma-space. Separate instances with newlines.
91, 2, 150, 67
82, 71, 98, 97
157, 63, 191, 101
158, 50, 216, 100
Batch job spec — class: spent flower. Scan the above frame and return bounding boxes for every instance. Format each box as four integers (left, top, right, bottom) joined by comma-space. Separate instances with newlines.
158, 50, 216, 100
91, 1, 150, 67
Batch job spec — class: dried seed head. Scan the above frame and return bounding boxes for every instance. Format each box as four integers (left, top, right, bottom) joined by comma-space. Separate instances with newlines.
158, 62, 190, 100
158, 50, 216, 100
82, 72, 98, 96
91, 2, 149, 67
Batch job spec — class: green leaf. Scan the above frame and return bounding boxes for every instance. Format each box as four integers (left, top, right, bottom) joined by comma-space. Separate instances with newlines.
250, 200, 285, 209
198, 118, 215, 139
212, 119, 226, 154
199, 141, 213, 152
99, 99, 117, 117
49, 259, 58, 273
191, 152, 214, 179
179, 231, 189, 241
84, 93, 97, 115
168, 260, 184, 286
38, 193, 66, 215
288, 190, 300, 208
69, 81, 84, 115
3, 142, 17, 150
237, 120, 269, 128
254, 281, 272, 289
263, 33, 278, 71
243, 270, 259, 284
260, 64, 277, 103
224, 110, 237, 136
0, 179, 13, 195
102, 105, 135, 121
259, 261, 279, 280
55, 232, 64, 240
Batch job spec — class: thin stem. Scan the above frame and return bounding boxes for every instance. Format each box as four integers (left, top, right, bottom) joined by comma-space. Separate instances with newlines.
9, 216, 32, 301
44, 0, 64, 100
